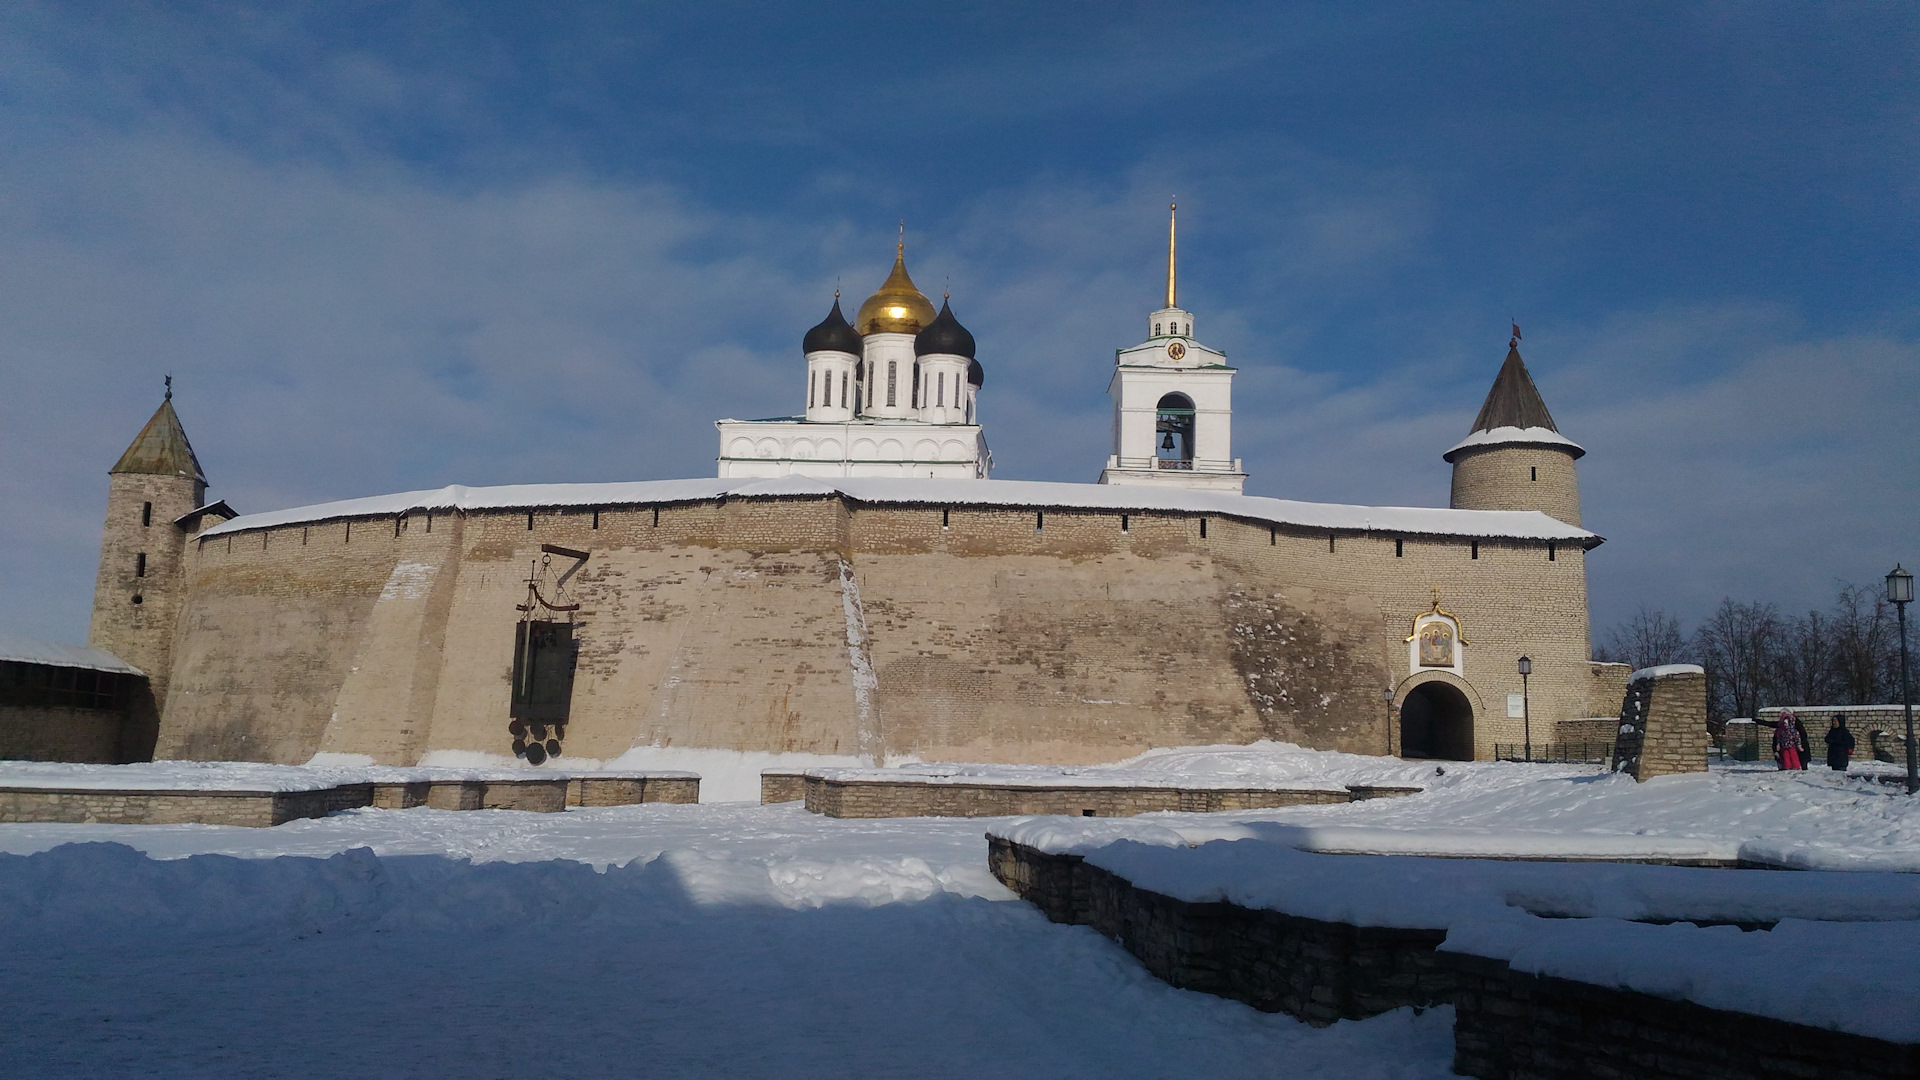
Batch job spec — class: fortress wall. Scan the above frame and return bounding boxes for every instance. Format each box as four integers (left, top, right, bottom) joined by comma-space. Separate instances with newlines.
155, 494, 1598, 766
160, 517, 407, 762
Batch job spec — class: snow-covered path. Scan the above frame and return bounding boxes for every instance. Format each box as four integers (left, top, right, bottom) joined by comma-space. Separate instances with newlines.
0, 804, 1453, 1079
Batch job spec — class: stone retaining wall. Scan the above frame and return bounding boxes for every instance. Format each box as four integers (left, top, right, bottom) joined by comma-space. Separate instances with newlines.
806, 775, 1352, 818
1446, 951, 1919, 1080
760, 770, 808, 804
0, 783, 373, 827
987, 836, 1453, 1026
1612, 668, 1709, 781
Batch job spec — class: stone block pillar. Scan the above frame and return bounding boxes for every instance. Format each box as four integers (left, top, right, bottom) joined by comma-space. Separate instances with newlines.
1610, 665, 1708, 780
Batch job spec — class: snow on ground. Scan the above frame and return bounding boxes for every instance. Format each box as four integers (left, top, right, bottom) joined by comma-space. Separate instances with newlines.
5, 741, 1918, 1073
0, 802, 1453, 1079
1000, 742, 1920, 871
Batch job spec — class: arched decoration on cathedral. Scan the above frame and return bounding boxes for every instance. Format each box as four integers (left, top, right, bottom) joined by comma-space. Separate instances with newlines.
1405, 590, 1467, 677
510, 543, 587, 765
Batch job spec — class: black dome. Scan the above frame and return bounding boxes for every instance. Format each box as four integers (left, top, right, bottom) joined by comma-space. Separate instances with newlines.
914, 299, 975, 358
967, 357, 984, 388
803, 297, 862, 355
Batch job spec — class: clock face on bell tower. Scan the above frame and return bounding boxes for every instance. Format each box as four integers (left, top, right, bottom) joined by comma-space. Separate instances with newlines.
1166, 341, 1186, 361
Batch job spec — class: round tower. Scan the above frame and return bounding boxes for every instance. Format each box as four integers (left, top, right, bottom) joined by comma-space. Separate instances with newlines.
854, 233, 936, 420
89, 383, 221, 756
1444, 336, 1584, 526
913, 298, 976, 425
802, 294, 860, 422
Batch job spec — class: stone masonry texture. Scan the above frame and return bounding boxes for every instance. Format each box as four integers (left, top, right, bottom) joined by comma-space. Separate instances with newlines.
154, 493, 1605, 766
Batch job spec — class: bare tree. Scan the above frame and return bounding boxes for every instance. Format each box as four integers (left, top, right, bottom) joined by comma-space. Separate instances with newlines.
1596, 606, 1690, 670
1692, 599, 1781, 721
1777, 610, 1839, 706
1830, 582, 1895, 704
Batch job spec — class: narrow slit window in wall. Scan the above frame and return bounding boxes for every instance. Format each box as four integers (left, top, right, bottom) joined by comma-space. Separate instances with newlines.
1328, 534, 1336, 553
840, 371, 848, 407
135, 552, 146, 577
1471, 541, 1480, 560
592, 510, 600, 530
1548, 543, 1556, 562
395, 516, 403, 537
1036, 510, 1044, 532
1531, 466, 1538, 481
887, 361, 897, 407
1396, 538, 1404, 557
1121, 514, 1129, 532
141, 502, 152, 527
302, 527, 309, 545
1199, 519, 1207, 539
941, 508, 950, 528
527, 512, 535, 531
809, 374, 816, 408
344, 521, 351, 543
1270, 526, 1277, 545
652, 507, 660, 527
426, 512, 432, 533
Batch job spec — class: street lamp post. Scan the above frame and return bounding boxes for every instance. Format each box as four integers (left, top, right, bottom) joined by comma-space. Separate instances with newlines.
1888, 565, 1915, 796
1518, 655, 1533, 763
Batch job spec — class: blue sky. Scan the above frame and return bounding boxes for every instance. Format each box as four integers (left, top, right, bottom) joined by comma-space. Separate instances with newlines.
1, 2, 1915, 643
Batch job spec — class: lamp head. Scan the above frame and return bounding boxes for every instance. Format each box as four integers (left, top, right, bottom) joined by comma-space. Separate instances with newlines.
1889, 564, 1914, 605
1517, 655, 1532, 676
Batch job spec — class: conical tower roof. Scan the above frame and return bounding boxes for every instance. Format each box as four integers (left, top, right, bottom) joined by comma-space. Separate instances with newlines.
1470, 344, 1558, 433
111, 395, 207, 482
1443, 342, 1584, 462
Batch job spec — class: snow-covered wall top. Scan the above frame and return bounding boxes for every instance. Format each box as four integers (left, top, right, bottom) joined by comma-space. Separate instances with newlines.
199, 476, 1599, 545
0, 633, 144, 676
1443, 425, 1585, 459
1629, 663, 1706, 682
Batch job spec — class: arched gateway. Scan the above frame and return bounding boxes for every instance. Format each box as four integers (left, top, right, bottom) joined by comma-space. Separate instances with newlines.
1400, 681, 1475, 761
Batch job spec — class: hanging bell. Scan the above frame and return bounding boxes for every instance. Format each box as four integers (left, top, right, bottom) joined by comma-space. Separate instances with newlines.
1161, 433, 1175, 451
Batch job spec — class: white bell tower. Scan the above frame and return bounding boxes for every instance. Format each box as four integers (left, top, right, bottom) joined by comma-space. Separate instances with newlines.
1099, 204, 1245, 493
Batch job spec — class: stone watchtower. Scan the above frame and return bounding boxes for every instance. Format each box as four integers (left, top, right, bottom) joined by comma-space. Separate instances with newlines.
1443, 335, 1584, 526
88, 384, 223, 755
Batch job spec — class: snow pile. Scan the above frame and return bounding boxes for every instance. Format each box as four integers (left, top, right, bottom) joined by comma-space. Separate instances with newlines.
1445, 911, 1920, 1044
0, 809, 1457, 1078
419, 745, 899, 803
997, 743, 1920, 872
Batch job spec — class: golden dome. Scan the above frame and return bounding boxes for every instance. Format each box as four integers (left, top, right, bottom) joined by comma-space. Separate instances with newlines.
854, 241, 937, 335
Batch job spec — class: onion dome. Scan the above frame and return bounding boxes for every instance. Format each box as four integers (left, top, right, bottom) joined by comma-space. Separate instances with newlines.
855, 241, 937, 335
967, 358, 984, 388
802, 295, 861, 355
914, 299, 975, 358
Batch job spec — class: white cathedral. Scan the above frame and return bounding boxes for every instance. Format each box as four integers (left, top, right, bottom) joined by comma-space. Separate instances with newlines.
717, 207, 1245, 492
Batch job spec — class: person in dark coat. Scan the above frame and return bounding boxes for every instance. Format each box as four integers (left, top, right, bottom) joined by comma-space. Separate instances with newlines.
1826, 717, 1857, 772
1793, 715, 1814, 770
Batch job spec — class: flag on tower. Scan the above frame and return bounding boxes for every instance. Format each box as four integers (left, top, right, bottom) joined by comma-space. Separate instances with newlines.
1511, 322, 1522, 341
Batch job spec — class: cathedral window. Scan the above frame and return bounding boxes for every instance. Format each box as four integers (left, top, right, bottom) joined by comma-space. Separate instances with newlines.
1154, 323, 1161, 336
809, 372, 816, 409
887, 361, 897, 407
912, 364, 920, 407
840, 371, 848, 408
937, 372, 945, 407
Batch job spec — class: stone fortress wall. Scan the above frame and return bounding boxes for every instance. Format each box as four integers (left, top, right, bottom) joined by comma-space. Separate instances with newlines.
157, 489, 1625, 767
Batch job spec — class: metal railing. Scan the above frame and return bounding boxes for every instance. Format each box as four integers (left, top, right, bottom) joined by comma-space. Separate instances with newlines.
1493, 742, 1616, 764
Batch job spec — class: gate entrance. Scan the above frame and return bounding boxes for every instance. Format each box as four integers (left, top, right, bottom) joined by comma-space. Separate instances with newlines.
1400, 681, 1475, 761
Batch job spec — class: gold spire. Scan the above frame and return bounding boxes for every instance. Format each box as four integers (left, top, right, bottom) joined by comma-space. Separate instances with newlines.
855, 224, 937, 335
1166, 200, 1177, 309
